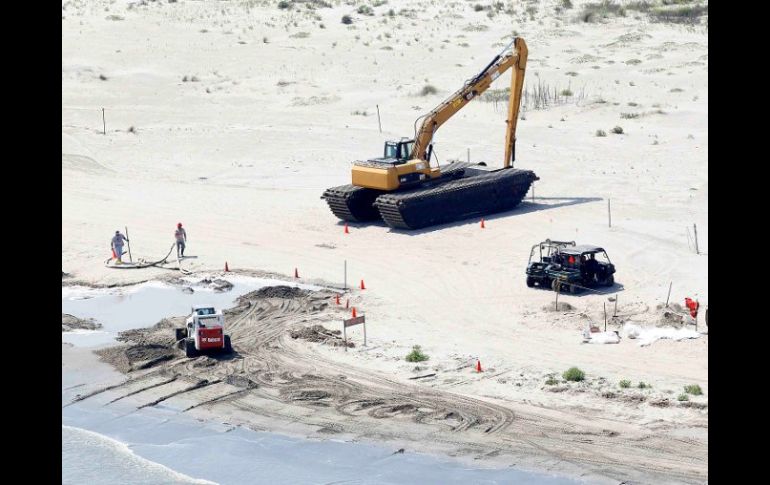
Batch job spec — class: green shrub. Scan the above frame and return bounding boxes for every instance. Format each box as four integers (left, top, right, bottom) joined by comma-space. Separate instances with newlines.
684, 384, 703, 395
637, 381, 651, 389
677, 393, 689, 401
278, 0, 291, 10
545, 376, 559, 385
596, 130, 607, 137
419, 84, 438, 96
405, 345, 429, 362
563, 367, 585, 382
619, 379, 631, 388
611, 126, 624, 134
341, 14, 353, 24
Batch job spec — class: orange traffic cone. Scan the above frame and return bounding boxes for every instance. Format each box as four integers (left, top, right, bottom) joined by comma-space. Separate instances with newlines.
344, 223, 350, 234
476, 360, 482, 373
294, 268, 299, 278
480, 218, 486, 229
360, 279, 366, 290
352, 307, 357, 318
335, 294, 340, 305
225, 262, 230, 272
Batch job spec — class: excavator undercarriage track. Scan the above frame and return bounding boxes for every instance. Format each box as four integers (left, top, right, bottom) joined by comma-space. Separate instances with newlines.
374, 167, 538, 230
323, 163, 538, 230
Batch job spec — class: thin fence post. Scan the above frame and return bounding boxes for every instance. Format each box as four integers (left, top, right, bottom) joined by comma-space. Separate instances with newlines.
467, 148, 470, 163
613, 295, 618, 317
102, 108, 106, 135
344, 260, 347, 290
604, 302, 607, 331
693, 223, 699, 254
376, 104, 382, 133
555, 281, 560, 311
665, 281, 672, 308
608, 199, 611, 228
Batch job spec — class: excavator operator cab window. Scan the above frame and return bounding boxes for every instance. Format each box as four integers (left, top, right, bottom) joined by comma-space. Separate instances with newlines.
399, 141, 414, 160
384, 142, 399, 159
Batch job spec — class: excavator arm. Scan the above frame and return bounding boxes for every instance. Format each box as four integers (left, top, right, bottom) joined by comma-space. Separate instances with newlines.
413, 37, 528, 167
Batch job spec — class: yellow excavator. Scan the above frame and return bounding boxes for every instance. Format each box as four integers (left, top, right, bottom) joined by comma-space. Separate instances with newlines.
322, 37, 538, 230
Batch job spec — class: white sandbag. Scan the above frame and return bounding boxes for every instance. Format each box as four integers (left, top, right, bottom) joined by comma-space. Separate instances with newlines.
622, 323, 700, 347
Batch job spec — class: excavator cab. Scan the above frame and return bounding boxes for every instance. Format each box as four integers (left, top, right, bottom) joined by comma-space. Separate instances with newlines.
383, 140, 414, 161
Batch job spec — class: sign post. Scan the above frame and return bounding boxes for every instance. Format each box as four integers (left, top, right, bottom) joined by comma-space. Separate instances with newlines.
342, 314, 366, 351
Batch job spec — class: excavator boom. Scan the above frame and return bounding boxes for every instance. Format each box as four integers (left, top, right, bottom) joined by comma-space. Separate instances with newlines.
413, 38, 528, 167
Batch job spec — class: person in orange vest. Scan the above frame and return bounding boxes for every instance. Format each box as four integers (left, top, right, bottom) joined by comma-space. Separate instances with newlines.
175, 222, 188, 258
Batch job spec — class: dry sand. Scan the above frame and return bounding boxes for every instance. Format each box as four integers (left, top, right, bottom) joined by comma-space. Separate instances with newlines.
63, 0, 708, 482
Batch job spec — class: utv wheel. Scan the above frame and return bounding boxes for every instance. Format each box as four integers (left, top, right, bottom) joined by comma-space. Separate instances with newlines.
526, 277, 535, 288
175, 328, 186, 341
569, 284, 578, 294
185, 338, 198, 358
224, 335, 233, 353
604, 275, 615, 287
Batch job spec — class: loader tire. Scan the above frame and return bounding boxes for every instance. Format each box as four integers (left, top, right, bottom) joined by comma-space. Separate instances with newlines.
224, 335, 233, 353
185, 338, 198, 358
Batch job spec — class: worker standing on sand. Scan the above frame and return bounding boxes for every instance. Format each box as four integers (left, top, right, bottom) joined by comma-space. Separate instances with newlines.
175, 222, 187, 258
111, 230, 129, 264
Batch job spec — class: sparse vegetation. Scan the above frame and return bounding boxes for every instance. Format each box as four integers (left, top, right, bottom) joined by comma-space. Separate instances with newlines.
596, 129, 607, 137
562, 0, 574, 9
341, 14, 353, 24
580, 1, 626, 23
611, 126, 624, 134
562, 367, 585, 382
566, 71, 579, 77
620, 112, 639, 119
419, 84, 438, 96
637, 381, 651, 389
290, 31, 310, 38
405, 345, 429, 362
684, 384, 703, 395
99, 74, 108, 81
278, 0, 291, 10
619, 379, 631, 388
545, 376, 559, 386
677, 393, 689, 401
357, 5, 374, 16
652, 4, 707, 24
560, 89, 573, 97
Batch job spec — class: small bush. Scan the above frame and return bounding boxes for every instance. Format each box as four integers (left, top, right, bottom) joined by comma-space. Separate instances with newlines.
596, 130, 607, 137
619, 379, 631, 388
388, 8, 395, 17
637, 381, 651, 389
357, 5, 373, 16
99, 74, 108, 81
405, 345, 429, 362
684, 384, 703, 395
620, 112, 639, 119
562, 0, 573, 9
560, 89, 573, 96
474, 4, 485, 12
562, 367, 585, 382
545, 376, 559, 385
581, 1, 625, 22
278, 0, 291, 10
419, 84, 438, 96
341, 14, 353, 24
611, 126, 624, 134
677, 393, 689, 401
652, 4, 707, 24
566, 71, 579, 77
